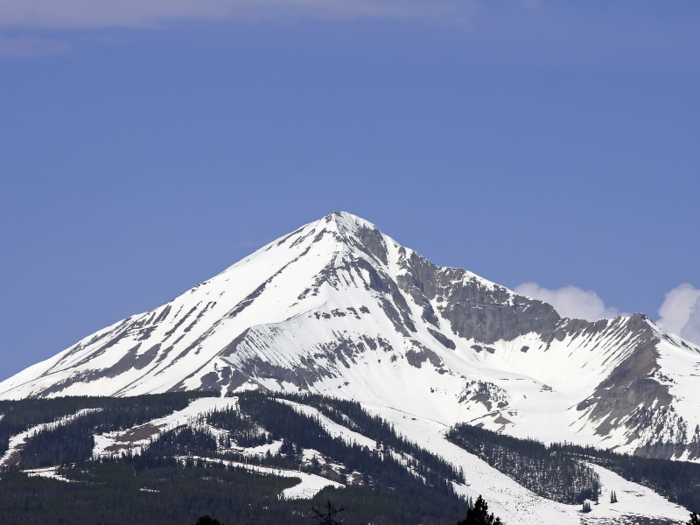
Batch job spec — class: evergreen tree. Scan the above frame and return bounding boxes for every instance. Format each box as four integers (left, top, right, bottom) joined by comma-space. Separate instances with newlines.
581, 501, 592, 513
688, 511, 700, 525
447, 424, 600, 504
310, 499, 344, 525
457, 495, 503, 525
610, 491, 618, 503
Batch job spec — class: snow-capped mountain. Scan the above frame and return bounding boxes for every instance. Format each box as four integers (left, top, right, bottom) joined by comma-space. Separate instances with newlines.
2, 211, 700, 460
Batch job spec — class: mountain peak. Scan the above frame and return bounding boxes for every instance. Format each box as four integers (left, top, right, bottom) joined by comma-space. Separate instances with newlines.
1, 213, 699, 462
318, 210, 370, 231
313, 211, 389, 266
320, 210, 374, 234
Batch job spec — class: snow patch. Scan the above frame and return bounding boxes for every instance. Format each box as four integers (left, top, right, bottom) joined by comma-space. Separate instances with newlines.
179, 455, 343, 500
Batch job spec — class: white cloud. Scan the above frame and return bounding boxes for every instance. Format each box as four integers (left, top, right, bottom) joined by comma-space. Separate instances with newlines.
514, 281, 700, 346
514, 282, 625, 322
656, 283, 700, 345
0, 0, 478, 29
682, 303, 700, 346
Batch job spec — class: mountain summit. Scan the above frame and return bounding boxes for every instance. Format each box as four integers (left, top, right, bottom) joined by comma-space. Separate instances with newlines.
2, 211, 699, 459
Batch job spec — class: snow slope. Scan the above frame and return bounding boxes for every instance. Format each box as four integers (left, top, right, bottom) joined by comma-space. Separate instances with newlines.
369, 404, 689, 525
1, 211, 699, 462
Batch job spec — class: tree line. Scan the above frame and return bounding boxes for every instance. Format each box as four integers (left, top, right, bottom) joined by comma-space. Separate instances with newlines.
447, 423, 600, 504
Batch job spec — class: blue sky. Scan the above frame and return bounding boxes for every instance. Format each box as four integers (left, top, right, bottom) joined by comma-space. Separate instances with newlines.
1, 1, 699, 380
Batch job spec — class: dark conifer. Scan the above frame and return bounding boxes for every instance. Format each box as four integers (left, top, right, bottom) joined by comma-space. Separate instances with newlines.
457, 495, 503, 525
311, 499, 344, 525
688, 511, 700, 525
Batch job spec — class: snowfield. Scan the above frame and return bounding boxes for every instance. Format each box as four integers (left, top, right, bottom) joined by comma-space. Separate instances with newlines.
0, 211, 698, 524
368, 404, 690, 525
1, 212, 698, 462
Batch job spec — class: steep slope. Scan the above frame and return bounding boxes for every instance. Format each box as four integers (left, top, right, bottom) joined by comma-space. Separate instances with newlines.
1, 211, 699, 460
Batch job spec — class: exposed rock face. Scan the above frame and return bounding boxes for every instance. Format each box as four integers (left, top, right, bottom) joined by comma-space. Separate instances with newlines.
576, 315, 670, 436
1, 211, 699, 460
459, 380, 510, 411
395, 249, 562, 343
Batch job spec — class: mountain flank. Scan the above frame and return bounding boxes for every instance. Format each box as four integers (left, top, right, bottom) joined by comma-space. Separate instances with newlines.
1, 211, 699, 461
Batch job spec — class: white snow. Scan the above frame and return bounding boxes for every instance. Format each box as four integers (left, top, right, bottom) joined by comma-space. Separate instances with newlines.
23, 466, 75, 482
0, 211, 698, 524
366, 405, 691, 525
92, 397, 237, 458
583, 462, 689, 523
2, 211, 697, 464
181, 455, 343, 500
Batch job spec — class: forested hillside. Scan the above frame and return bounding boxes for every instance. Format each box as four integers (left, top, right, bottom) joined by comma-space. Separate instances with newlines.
447, 423, 700, 513
1, 392, 698, 524
0, 459, 465, 525
0, 392, 469, 525
447, 423, 600, 504
554, 442, 700, 513
0, 392, 215, 462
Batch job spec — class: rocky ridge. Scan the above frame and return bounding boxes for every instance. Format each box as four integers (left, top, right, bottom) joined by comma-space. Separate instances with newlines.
1, 211, 699, 460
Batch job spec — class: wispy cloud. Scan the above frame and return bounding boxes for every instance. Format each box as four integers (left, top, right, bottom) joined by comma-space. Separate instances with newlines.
514, 282, 625, 322
656, 283, 700, 346
0, 33, 70, 55
0, 0, 478, 29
